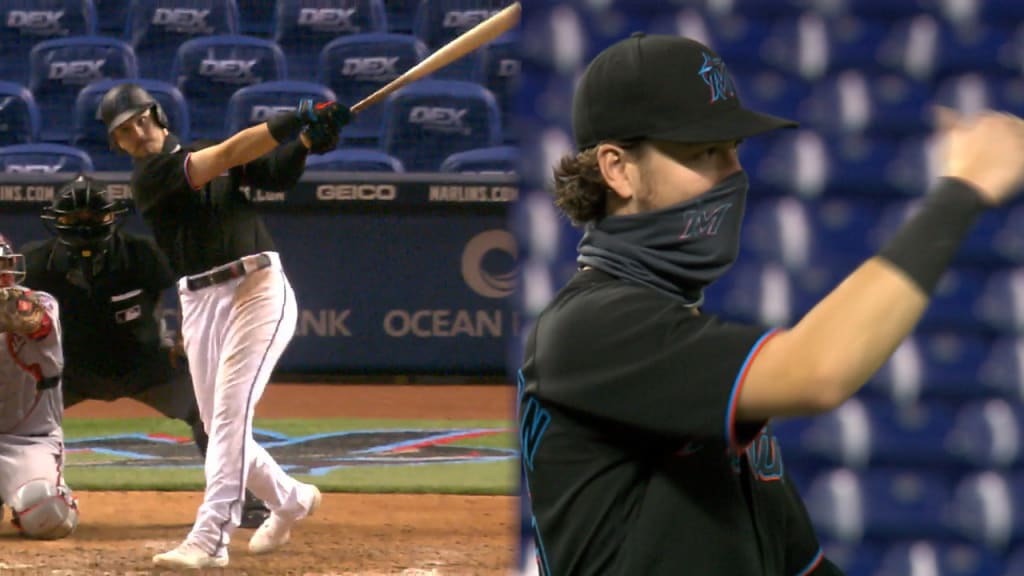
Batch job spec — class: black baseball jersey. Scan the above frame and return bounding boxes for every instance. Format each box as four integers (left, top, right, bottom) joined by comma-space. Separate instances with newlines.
519, 268, 841, 576
22, 232, 176, 377
129, 134, 307, 277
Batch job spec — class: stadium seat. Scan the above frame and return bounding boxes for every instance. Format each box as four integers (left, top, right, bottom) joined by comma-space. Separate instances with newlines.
274, 0, 387, 82
0, 82, 41, 146
701, 261, 807, 327
729, 70, 810, 128
877, 16, 1015, 80
412, 0, 512, 51
93, 0, 129, 35
304, 148, 405, 172
481, 30, 519, 143
935, 74, 1024, 120
804, 468, 958, 543
869, 332, 995, 403
171, 34, 286, 141
73, 78, 189, 171
234, 0, 275, 36
224, 80, 336, 135
440, 145, 518, 173
873, 540, 1005, 576
519, 2, 590, 74
772, 398, 960, 469
951, 471, 1018, 547
743, 196, 878, 271
801, 71, 931, 137
822, 541, 886, 576
0, 0, 97, 86
128, 0, 240, 81
0, 143, 94, 174
947, 399, 1024, 469
977, 268, 1024, 335
380, 79, 501, 172
980, 337, 1024, 402
29, 36, 138, 143
384, 0, 419, 33
318, 33, 428, 145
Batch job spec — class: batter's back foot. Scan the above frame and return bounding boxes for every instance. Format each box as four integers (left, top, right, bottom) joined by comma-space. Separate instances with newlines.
248, 484, 321, 555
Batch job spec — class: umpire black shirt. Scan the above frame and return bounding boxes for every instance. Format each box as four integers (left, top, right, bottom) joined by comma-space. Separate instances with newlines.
519, 269, 841, 576
129, 133, 307, 277
22, 232, 176, 377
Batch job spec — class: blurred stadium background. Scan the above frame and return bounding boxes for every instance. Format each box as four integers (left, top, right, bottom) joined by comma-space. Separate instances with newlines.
514, 1, 1024, 575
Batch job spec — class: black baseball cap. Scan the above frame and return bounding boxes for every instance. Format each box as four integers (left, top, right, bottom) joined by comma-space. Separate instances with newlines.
572, 33, 798, 150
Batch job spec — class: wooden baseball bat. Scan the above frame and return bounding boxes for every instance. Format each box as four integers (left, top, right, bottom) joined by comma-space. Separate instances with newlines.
351, 2, 521, 114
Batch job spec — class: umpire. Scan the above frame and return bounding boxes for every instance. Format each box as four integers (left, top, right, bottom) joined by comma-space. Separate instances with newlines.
518, 33, 1024, 575
21, 176, 270, 529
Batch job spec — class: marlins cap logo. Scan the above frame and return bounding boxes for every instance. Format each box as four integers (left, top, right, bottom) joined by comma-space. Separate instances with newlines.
697, 52, 736, 104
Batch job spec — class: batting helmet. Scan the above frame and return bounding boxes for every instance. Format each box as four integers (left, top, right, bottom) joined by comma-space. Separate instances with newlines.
0, 234, 26, 286
42, 176, 127, 260
98, 83, 168, 149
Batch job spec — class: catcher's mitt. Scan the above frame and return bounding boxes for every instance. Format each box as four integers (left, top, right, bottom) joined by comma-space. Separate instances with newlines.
0, 287, 48, 336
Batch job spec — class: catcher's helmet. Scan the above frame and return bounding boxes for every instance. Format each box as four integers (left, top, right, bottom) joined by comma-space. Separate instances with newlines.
0, 234, 25, 286
42, 176, 127, 260
98, 83, 168, 148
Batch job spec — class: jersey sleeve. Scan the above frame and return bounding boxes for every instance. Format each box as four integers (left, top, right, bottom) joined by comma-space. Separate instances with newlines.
131, 150, 197, 213
530, 281, 776, 448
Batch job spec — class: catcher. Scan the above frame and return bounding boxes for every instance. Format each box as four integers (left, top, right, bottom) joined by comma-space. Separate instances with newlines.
98, 82, 349, 569
0, 235, 78, 540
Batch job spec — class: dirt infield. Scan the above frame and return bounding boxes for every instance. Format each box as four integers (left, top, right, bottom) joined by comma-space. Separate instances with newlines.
2, 384, 519, 575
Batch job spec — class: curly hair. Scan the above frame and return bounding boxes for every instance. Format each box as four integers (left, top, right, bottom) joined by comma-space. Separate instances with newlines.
551, 141, 643, 226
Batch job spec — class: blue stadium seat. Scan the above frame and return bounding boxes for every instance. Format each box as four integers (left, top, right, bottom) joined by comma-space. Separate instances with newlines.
172, 34, 286, 141
0, 82, 40, 146
980, 337, 1024, 402
128, 0, 240, 81
743, 197, 878, 271
772, 398, 959, 469
304, 148, 404, 172
440, 145, 517, 173
873, 541, 1005, 576
519, 2, 590, 74
318, 33, 428, 145
234, 0, 275, 36
93, 0, 129, 35
380, 79, 501, 172
878, 16, 1015, 80
951, 471, 1018, 547
805, 468, 957, 543
73, 78, 189, 171
384, 0, 419, 33
1004, 545, 1024, 576
29, 36, 138, 143
868, 332, 995, 403
919, 267, 988, 332
728, 70, 810, 128
976, 269, 1024, 335
701, 261, 808, 327
0, 143, 93, 174
947, 399, 1024, 469
274, 0, 387, 82
935, 74, 1024, 120
822, 541, 886, 576
224, 80, 336, 135
481, 30, 519, 143
801, 72, 931, 137
412, 0, 511, 51
0, 0, 97, 86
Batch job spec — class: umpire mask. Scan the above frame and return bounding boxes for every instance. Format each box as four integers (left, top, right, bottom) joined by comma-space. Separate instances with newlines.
577, 170, 749, 306
42, 177, 125, 273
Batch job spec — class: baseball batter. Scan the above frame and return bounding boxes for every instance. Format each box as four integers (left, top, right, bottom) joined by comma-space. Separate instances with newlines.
519, 33, 1024, 575
99, 82, 350, 568
22, 175, 269, 529
0, 235, 78, 540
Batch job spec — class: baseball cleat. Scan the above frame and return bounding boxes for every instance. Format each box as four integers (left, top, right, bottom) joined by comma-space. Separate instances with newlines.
152, 541, 229, 569
240, 491, 271, 529
248, 484, 322, 554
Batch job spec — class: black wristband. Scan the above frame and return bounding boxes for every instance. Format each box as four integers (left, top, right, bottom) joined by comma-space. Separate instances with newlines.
266, 112, 302, 143
877, 177, 987, 294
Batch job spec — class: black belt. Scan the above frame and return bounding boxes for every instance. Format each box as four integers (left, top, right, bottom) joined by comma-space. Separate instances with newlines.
185, 254, 273, 291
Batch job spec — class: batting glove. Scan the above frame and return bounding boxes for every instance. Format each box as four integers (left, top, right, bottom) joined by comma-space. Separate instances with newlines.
296, 99, 353, 130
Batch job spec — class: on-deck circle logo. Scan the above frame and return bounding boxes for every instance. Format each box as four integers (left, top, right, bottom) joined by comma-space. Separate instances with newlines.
461, 229, 517, 299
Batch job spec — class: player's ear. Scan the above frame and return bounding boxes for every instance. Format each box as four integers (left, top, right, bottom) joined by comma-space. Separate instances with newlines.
596, 143, 637, 202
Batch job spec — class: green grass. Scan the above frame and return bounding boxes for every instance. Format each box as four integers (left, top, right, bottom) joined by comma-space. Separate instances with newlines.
62, 418, 519, 495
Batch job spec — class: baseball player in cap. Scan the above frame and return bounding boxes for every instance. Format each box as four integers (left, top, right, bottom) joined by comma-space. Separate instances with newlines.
21, 175, 270, 529
98, 82, 350, 568
518, 33, 1024, 575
